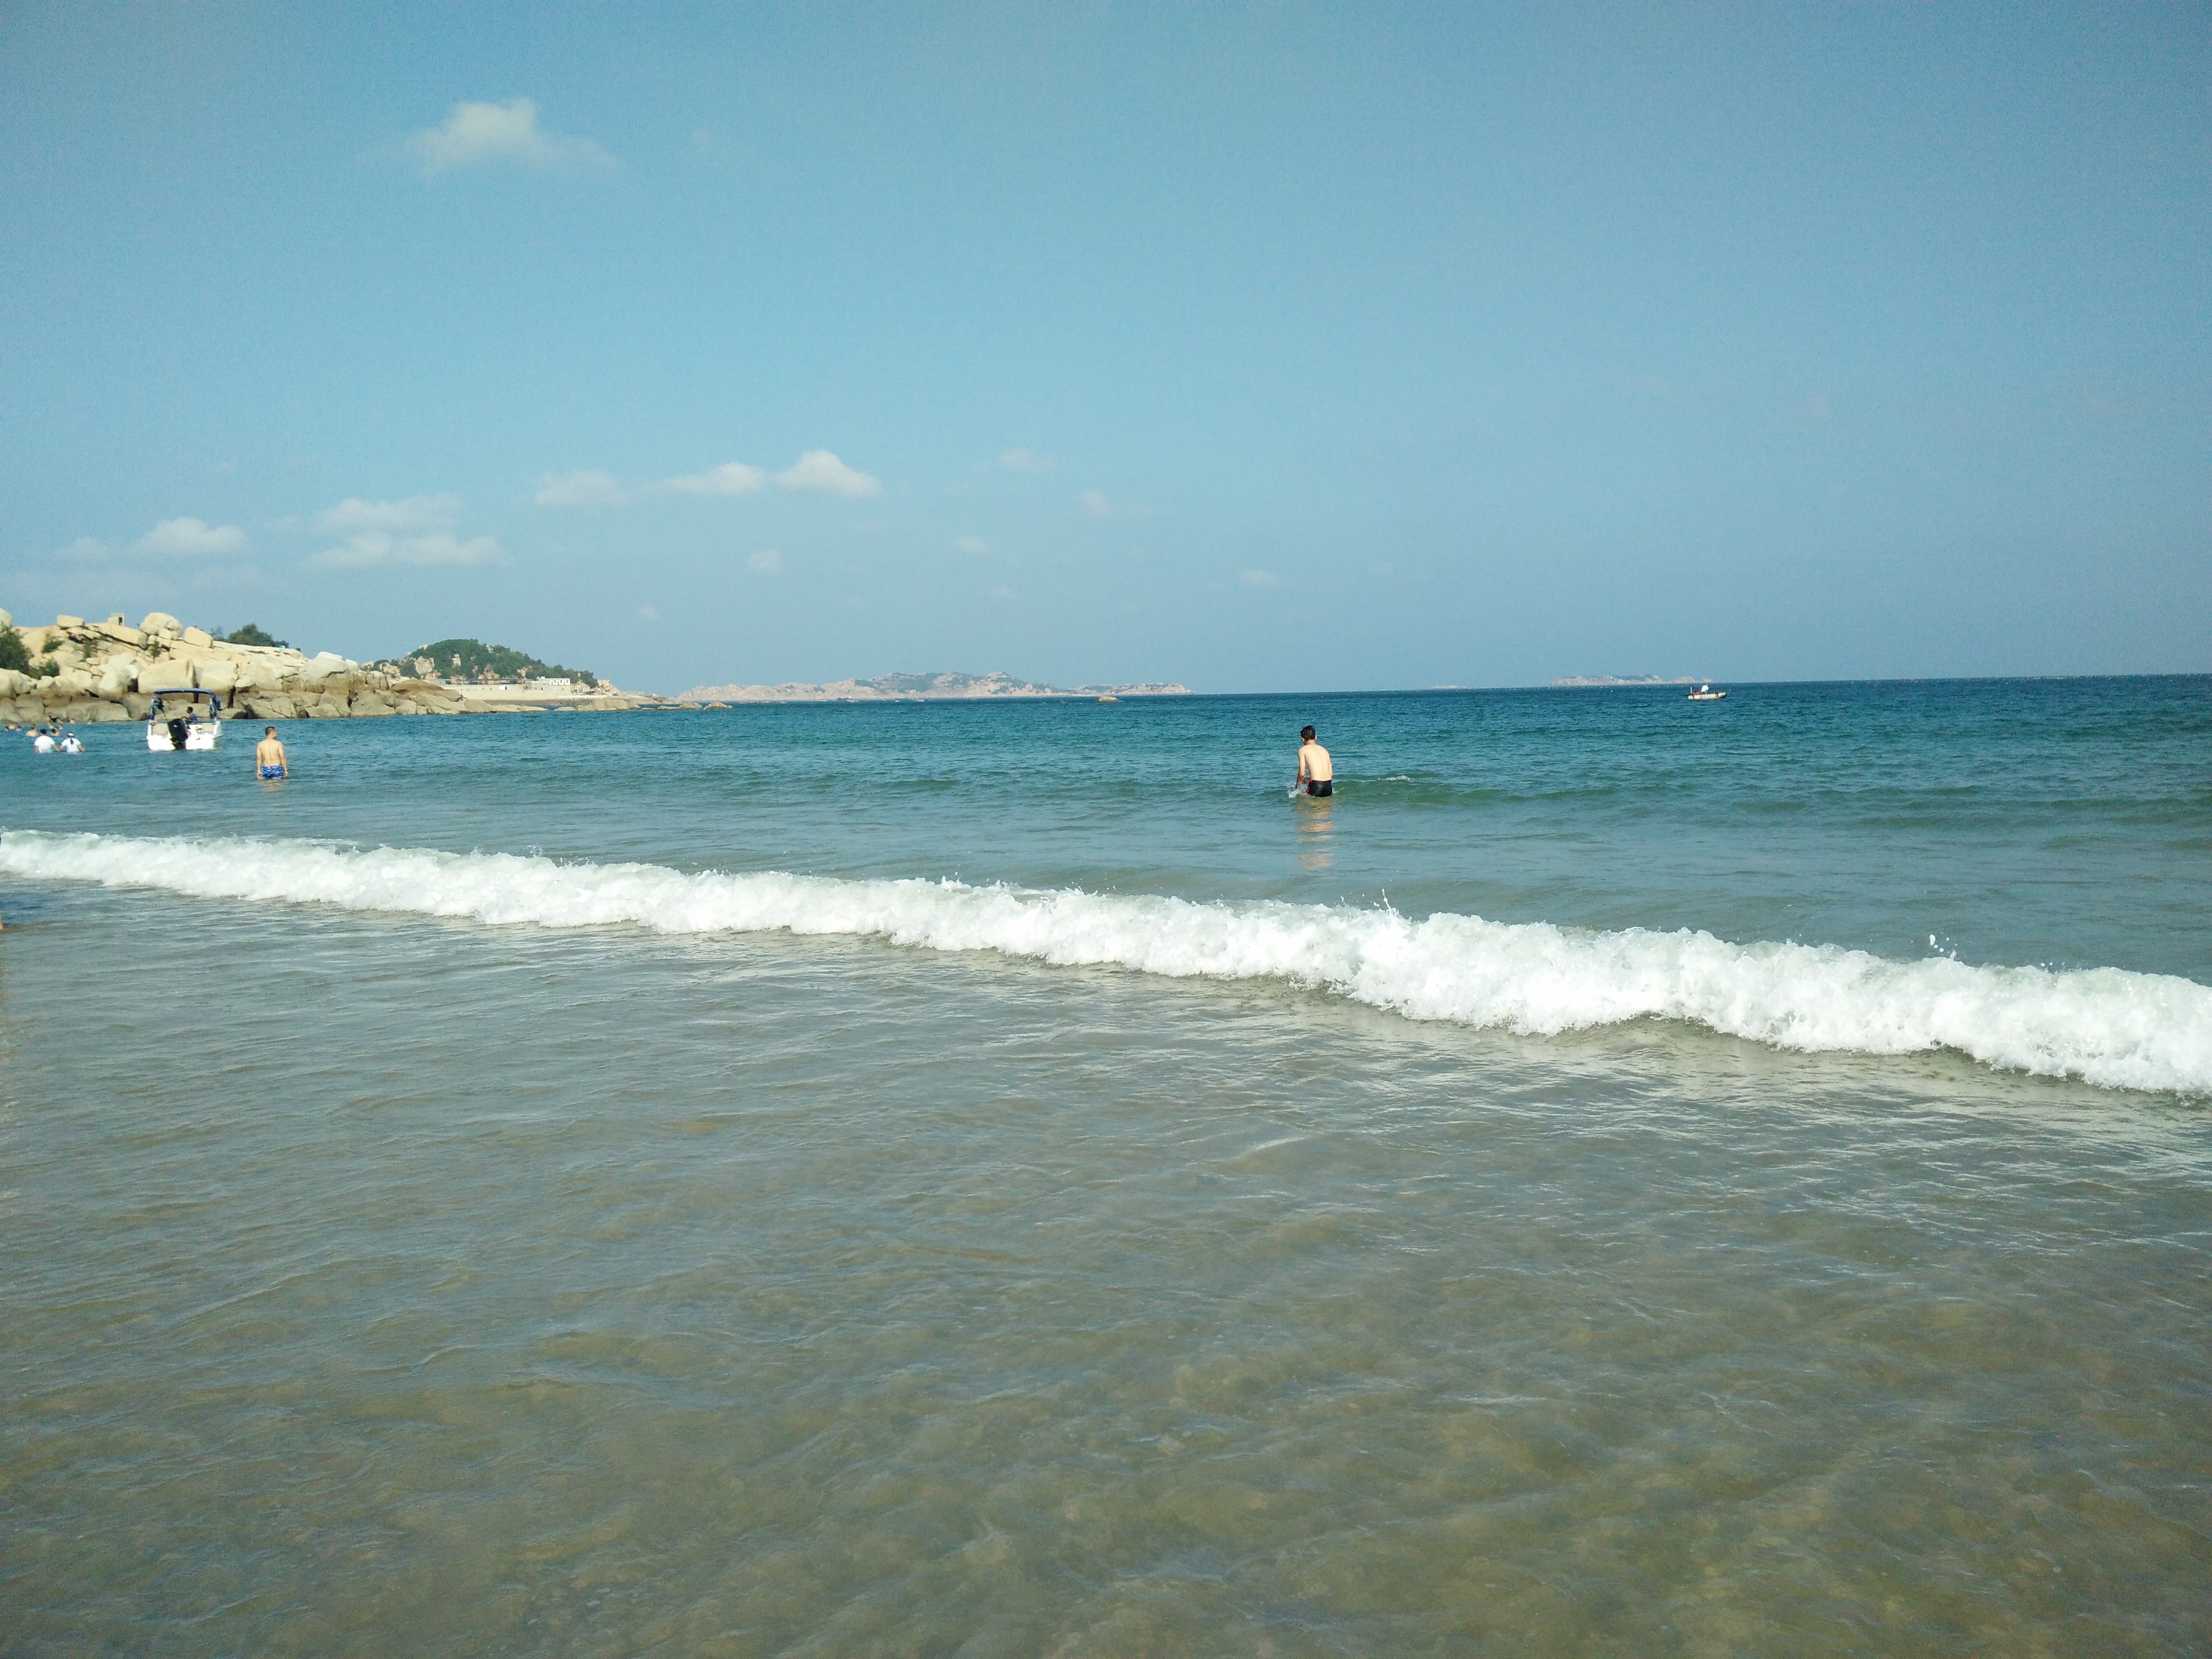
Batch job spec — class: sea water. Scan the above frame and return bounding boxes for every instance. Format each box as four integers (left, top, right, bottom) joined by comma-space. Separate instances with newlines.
1, 679, 2207, 1655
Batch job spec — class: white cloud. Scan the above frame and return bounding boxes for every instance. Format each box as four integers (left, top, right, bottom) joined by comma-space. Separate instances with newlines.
776, 450, 880, 497
950, 534, 989, 556
535, 469, 629, 507
309, 493, 499, 568
55, 536, 114, 562
656, 451, 881, 500
313, 531, 504, 570
1239, 568, 1280, 588
747, 548, 784, 576
999, 447, 1055, 473
637, 604, 661, 623
314, 493, 464, 534
663, 461, 767, 496
1080, 489, 1149, 520
136, 517, 249, 556
406, 97, 615, 177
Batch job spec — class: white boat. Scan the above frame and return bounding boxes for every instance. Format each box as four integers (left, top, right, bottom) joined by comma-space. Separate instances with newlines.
1686, 683, 1727, 702
145, 688, 224, 750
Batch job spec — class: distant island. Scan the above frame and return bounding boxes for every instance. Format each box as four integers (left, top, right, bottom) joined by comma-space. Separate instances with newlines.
1551, 674, 1704, 687
678, 670, 1190, 704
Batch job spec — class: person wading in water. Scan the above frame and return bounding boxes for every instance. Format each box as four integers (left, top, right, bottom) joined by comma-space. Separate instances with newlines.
1297, 724, 1333, 797
254, 726, 289, 781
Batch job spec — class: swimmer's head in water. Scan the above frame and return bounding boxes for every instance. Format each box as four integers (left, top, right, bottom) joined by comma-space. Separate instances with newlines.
265, 726, 277, 736
1301, 726, 1316, 741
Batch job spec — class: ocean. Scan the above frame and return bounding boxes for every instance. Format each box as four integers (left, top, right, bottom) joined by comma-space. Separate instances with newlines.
2, 677, 2207, 1655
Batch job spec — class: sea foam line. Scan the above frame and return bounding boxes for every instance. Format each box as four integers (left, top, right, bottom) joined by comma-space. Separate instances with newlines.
4, 830, 2209, 1095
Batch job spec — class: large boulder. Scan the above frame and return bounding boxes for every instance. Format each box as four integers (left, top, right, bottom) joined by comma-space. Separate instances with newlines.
139, 612, 183, 638
180, 626, 213, 648
136, 660, 192, 693
349, 692, 398, 717
193, 660, 238, 694
295, 651, 347, 685
0, 669, 26, 697
234, 656, 288, 691
96, 661, 135, 696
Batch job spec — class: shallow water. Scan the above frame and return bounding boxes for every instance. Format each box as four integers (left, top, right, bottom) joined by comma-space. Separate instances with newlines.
2, 681, 2208, 1654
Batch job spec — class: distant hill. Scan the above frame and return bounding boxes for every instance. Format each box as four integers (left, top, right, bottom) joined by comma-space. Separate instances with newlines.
1550, 674, 1700, 687
385, 637, 600, 687
679, 669, 1190, 703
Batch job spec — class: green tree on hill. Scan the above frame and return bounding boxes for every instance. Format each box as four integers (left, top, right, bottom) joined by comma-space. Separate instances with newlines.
397, 637, 598, 687
222, 622, 291, 648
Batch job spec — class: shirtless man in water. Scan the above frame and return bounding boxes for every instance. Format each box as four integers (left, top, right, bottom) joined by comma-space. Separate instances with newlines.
254, 726, 289, 780
1297, 724, 1333, 797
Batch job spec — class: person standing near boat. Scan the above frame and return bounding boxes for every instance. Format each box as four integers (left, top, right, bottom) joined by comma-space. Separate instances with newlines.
254, 726, 289, 781
1297, 725, 1334, 797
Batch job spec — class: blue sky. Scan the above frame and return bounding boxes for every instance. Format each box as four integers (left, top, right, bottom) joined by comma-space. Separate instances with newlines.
3, 2, 2205, 693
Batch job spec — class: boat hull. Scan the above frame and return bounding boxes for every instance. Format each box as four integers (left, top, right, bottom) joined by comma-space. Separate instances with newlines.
147, 721, 221, 751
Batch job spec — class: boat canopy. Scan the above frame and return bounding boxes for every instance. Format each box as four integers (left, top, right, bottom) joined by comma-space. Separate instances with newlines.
146, 688, 224, 709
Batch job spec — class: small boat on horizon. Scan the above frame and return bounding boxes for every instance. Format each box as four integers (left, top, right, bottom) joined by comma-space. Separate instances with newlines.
1686, 683, 1727, 702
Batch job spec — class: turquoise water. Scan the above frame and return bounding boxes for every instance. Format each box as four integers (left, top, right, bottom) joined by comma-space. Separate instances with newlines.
3, 679, 2209, 1654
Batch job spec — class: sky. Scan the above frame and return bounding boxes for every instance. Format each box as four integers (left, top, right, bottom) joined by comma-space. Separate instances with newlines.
2, 2, 2206, 694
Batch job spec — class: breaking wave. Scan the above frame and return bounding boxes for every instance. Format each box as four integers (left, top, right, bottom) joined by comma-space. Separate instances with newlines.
5, 830, 2209, 1095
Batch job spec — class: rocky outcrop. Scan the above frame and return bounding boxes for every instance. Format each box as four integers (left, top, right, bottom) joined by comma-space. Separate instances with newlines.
0, 608, 662, 726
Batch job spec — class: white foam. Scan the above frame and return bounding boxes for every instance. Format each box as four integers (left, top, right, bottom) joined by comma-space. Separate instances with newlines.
6, 830, 2209, 1095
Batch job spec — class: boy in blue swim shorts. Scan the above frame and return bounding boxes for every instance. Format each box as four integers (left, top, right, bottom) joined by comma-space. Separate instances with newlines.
254, 725, 289, 781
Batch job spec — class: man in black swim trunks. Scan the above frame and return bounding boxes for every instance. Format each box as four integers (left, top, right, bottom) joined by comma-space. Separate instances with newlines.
1297, 725, 1333, 796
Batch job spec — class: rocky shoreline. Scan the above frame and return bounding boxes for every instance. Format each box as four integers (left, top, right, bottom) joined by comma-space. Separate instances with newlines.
0, 609, 667, 726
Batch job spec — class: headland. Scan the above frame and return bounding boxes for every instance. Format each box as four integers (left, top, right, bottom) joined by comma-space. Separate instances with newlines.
0, 607, 667, 725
